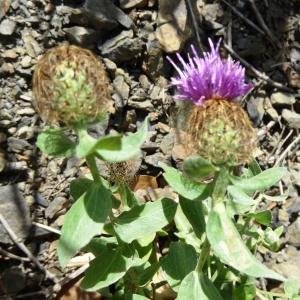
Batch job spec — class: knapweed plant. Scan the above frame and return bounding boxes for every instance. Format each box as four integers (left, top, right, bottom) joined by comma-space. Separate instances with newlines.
33, 42, 299, 300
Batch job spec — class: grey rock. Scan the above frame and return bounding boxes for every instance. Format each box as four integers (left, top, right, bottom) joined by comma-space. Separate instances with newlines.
0, 18, 16, 35
16, 107, 35, 116
22, 31, 43, 58
1, 266, 26, 295
160, 132, 175, 155
128, 99, 154, 111
145, 152, 167, 167
103, 58, 117, 75
19, 55, 32, 68
84, 0, 133, 29
64, 26, 98, 47
142, 39, 165, 80
139, 74, 151, 90
282, 109, 300, 129
45, 196, 67, 219
100, 30, 144, 63
113, 75, 130, 105
247, 97, 264, 127
7, 137, 32, 153
270, 246, 300, 280
120, 0, 148, 9
270, 92, 296, 106
0, 0, 11, 21
156, 0, 191, 53
2, 49, 18, 59
286, 217, 300, 247
0, 185, 30, 244
0, 62, 14, 74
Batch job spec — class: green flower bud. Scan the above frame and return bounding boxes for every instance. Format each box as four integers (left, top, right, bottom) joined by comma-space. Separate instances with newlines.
33, 45, 112, 127
186, 99, 257, 166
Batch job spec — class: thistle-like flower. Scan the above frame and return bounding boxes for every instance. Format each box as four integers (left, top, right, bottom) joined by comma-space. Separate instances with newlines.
167, 39, 252, 106
168, 39, 256, 166
33, 45, 112, 127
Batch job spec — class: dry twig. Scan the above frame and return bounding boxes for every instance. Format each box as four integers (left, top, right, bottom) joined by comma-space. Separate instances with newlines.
248, 0, 280, 48
0, 246, 30, 262
221, 0, 265, 35
274, 135, 300, 166
186, 0, 204, 53
0, 214, 59, 283
224, 43, 293, 92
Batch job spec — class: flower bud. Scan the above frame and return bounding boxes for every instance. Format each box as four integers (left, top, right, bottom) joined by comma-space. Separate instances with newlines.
186, 99, 257, 166
32, 45, 112, 126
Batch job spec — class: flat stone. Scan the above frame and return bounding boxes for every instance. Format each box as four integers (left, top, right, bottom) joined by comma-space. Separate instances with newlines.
113, 75, 130, 104
100, 30, 144, 63
64, 26, 98, 47
84, 0, 133, 29
20, 55, 32, 68
45, 197, 67, 219
270, 92, 296, 106
120, 0, 148, 9
0, 18, 15, 35
270, 246, 300, 280
0, 185, 30, 244
160, 131, 175, 155
128, 99, 154, 111
2, 49, 18, 59
7, 137, 32, 153
0, 62, 14, 74
22, 31, 43, 58
286, 217, 300, 247
282, 109, 300, 129
145, 152, 168, 168
156, 0, 191, 53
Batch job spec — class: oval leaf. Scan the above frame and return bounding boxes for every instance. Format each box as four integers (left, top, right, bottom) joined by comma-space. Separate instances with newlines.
96, 117, 148, 162
160, 162, 207, 200
206, 202, 285, 281
231, 167, 286, 194
81, 247, 134, 291
160, 242, 197, 291
177, 271, 223, 300
36, 128, 75, 157
227, 186, 254, 206
58, 183, 112, 268
114, 198, 177, 243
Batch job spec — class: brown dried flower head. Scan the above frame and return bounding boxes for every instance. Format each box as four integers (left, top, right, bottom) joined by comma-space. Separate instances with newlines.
185, 99, 257, 166
32, 45, 112, 126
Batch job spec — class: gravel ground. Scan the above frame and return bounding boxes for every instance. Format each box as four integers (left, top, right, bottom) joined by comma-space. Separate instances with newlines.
1, 0, 300, 299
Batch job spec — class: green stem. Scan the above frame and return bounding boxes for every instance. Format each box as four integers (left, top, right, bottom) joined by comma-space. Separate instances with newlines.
195, 238, 210, 273
211, 167, 229, 207
86, 155, 101, 183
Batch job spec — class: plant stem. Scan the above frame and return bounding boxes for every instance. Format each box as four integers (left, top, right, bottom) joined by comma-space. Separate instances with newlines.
86, 155, 101, 183
195, 238, 210, 273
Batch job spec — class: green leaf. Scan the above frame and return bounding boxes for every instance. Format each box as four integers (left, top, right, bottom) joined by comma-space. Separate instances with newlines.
230, 167, 286, 194
248, 159, 262, 176
57, 183, 112, 268
136, 262, 159, 287
227, 185, 254, 206
179, 197, 205, 238
233, 283, 256, 300
177, 271, 223, 300
183, 156, 217, 181
114, 198, 177, 243
96, 117, 148, 162
36, 128, 75, 157
250, 210, 272, 226
70, 178, 93, 201
284, 279, 300, 299
212, 168, 229, 204
206, 202, 285, 281
126, 294, 149, 300
160, 162, 207, 200
160, 242, 197, 292
81, 246, 135, 291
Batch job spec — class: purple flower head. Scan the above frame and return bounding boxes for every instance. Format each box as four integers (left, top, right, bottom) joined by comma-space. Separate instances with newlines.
167, 39, 253, 106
